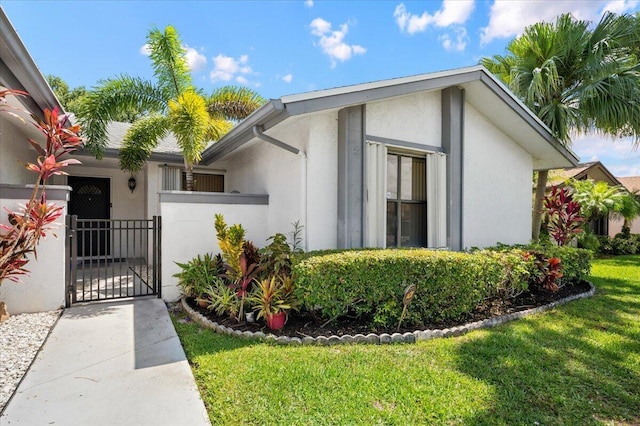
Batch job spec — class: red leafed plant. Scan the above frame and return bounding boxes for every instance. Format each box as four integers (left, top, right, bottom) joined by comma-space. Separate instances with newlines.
0, 89, 83, 284
525, 252, 564, 292
544, 185, 584, 246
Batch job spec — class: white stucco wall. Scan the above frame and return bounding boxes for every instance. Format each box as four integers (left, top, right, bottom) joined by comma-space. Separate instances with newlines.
463, 103, 532, 248
366, 91, 442, 147
160, 197, 269, 301
0, 117, 38, 185
0, 188, 69, 313
220, 112, 339, 251
609, 217, 640, 237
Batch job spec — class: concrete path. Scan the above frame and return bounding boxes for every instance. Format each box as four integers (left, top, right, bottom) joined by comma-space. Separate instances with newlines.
1, 298, 210, 426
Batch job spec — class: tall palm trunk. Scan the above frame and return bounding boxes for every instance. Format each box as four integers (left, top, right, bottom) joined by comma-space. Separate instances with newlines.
184, 160, 194, 191
532, 170, 548, 241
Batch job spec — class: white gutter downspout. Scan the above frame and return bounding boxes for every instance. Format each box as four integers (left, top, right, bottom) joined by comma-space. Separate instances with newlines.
252, 125, 309, 252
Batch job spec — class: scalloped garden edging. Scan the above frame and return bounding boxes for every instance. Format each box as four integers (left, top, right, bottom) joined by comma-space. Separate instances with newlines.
180, 282, 595, 346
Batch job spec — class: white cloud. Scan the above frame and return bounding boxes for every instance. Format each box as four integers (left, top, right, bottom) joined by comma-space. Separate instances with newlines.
571, 134, 640, 176
282, 74, 293, 83
184, 46, 207, 72
140, 44, 151, 55
394, 1, 475, 34
305, 0, 314, 7
439, 27, 469, 51
309, 18, 366, 67
480, 0, 639, 45
210, 54, 254, 83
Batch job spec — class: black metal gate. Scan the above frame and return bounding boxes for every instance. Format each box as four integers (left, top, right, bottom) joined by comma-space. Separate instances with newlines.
65, 216, 162, 306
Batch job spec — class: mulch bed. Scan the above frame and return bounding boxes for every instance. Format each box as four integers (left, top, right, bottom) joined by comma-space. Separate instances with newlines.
186, 280, 592, 338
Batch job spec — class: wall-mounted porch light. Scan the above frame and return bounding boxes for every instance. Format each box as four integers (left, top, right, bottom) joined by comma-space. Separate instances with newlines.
128, 176, 137, 193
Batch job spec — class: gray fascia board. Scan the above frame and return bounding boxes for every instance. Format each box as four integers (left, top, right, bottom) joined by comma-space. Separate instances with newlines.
159, 191, 268, 205
0, 7, 65, 117
284, 70, 484, 116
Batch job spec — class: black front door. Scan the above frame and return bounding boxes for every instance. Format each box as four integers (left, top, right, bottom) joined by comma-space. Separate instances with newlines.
68, 176, 111, 257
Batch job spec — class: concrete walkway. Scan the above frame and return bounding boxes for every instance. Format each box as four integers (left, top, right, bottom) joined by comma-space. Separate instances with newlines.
1, 298, 210, 426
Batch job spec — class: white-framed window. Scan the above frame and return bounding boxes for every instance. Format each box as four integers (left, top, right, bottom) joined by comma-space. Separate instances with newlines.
365, 142, 447, 248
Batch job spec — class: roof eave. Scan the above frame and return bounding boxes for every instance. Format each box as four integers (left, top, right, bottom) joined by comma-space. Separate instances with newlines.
201, 99, 287, 165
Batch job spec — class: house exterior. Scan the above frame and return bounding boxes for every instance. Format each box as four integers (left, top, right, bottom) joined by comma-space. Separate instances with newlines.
200, 67, 579, 247
1, 6, 580, 308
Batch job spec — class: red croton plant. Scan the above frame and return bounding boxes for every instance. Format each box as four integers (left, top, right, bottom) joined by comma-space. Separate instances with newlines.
0, 89, 83, 285
544, 185, 584, 246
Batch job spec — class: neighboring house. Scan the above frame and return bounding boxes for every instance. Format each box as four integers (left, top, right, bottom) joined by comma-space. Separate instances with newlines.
1, 6, 580, 309
610, 176, 640, 236
547, 161, 623, 236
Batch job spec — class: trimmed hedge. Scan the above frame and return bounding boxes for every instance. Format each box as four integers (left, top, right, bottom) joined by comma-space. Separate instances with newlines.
293, 249, 521, 328
292, 245, 592, 328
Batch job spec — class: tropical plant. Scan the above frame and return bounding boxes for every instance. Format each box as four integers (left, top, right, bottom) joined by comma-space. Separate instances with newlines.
260, 233, 293, 277
611, 190, 640, 231
0, 89, 83, 285
481, 12, 640, 241
543, 185, 584, 245
527, 252, 563, 292
204, 279, 240, 319
173, 253, 220, 298
248, 276, 299, 321
568, 179, 625, 223
214, 213, 245, 279
224, 252, 261, 322
77, 25, 264, 190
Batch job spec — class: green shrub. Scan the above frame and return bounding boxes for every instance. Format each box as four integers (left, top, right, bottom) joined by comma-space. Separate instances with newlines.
485, 244, 591, 286
292, 249, 518, 328
598, 234, 639, 255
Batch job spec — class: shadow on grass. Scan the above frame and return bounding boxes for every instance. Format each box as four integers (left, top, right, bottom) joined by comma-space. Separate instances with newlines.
455, 275, 640, 424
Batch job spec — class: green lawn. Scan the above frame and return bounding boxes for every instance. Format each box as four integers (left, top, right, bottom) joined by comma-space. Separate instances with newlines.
172, 256, 640, 425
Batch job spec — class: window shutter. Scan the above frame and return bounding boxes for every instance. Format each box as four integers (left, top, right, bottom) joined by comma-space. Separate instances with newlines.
161, 166, 181, 191
427, 153, 447, 248
365, 142, 387, 247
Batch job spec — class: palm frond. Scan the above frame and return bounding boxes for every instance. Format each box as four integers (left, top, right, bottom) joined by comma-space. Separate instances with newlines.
119, 114, 170, 172
147, 26, 192, 99
76, 76, 165, 158
207, 86, 266, 121
168, 90, 210, 166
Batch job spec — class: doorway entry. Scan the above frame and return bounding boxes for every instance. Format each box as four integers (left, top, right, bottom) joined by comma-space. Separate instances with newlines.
68, 176, 111, 257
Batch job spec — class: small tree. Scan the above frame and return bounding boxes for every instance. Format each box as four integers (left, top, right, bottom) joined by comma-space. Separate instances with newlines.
0, 89, 83, 285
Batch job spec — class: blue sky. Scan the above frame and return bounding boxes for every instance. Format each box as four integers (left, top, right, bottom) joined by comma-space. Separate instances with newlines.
2, 0, 639, 176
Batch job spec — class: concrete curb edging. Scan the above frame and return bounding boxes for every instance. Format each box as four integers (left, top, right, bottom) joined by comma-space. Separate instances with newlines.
180, 282, 595, 345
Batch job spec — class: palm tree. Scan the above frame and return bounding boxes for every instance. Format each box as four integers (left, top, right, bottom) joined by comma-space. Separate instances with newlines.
569, 179, 625, 223
613, 189, 640, 231
482, 12, 640, 241
77, 26, 264, 190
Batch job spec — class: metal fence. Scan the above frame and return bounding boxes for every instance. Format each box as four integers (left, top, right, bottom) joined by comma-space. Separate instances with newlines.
66, 216, 161, 306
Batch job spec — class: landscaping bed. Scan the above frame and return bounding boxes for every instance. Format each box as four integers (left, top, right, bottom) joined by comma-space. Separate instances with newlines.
183, 279, 593, 339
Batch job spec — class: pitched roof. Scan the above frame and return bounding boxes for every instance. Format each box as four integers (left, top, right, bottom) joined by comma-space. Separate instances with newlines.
200, 65, 579, 170
618, 176, 640, 193
547, 161, 622, 188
